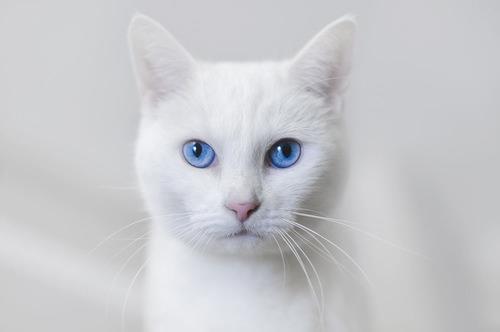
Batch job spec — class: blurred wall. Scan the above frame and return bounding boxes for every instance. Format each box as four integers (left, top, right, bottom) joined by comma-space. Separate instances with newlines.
1, 0, 499, 331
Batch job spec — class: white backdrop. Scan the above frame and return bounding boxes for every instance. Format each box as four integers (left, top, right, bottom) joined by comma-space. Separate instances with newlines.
1, 0, 499, 331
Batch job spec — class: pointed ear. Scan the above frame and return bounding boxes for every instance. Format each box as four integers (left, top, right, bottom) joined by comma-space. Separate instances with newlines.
128, 14, 196, 103
289, 15, 356, 97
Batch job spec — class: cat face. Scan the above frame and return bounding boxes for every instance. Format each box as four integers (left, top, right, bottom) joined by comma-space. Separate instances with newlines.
129, 15, 355, 254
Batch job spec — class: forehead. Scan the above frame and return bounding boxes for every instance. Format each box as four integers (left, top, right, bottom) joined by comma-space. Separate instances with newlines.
199, 62, 288, 137
161, 62, 332, 155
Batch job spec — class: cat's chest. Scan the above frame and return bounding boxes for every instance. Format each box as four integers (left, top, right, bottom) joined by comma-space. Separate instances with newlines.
145, 238, 326, 332
148, 281, 318, 332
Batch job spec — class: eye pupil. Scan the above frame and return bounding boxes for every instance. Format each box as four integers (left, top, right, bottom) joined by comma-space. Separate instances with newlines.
280, 143, 292, 158
192, 142, 202, 158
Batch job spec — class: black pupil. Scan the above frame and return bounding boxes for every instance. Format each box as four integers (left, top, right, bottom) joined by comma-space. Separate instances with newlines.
192, 142, 203, 158
280, 143, 292, 158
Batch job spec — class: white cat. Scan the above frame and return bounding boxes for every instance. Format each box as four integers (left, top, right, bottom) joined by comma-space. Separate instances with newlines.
128, 13, 365, 332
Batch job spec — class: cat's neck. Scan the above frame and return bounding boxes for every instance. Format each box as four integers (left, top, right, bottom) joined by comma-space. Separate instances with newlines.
145, 220, 349, 331
148, 221, 287, 285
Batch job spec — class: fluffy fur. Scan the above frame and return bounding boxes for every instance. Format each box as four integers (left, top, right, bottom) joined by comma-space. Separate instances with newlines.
129, 13, 361, 332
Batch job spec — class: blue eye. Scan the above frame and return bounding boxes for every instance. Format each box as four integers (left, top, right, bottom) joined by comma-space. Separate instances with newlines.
267, 139, 301, 168
182, 140, 216, 168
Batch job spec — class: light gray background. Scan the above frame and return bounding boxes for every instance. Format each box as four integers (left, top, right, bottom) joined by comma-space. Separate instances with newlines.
1, 0, 499, 331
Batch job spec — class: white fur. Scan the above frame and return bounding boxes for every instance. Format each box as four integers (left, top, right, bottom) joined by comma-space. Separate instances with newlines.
128, 14, 361, 332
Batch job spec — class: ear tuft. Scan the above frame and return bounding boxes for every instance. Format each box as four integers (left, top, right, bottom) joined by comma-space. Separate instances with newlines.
289, 15, 357, 97
128, 14, 195, 103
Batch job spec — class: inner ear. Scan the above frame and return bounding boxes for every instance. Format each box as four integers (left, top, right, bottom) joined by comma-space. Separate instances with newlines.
288, 15, 356, 98
128, 14, 196, 104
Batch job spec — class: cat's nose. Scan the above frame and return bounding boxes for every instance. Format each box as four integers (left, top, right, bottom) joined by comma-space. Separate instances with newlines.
225, 201, 260, 222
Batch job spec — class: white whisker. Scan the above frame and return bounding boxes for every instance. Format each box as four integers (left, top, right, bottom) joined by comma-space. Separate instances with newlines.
110, 230, 151, 260
106, 242, 148, 321
292, 211, 427, 259
282, 218, 373, 288
87, 211, 192, 255
285, 231, 325, 324
272, 234, 287, 286
121, 258, 150, 332
278, 230, 322, 319
87, 217, 150, 255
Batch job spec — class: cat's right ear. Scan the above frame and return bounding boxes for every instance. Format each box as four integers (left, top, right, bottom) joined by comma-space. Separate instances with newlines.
288, 15, 356, 98
128, 14, 196, 103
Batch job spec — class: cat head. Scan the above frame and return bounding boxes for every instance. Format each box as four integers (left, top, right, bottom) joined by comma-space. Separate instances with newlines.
129, 14, 355, 254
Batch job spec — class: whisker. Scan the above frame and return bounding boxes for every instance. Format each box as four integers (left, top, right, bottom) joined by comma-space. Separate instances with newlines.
110, 230, 151, 260
113, 213, 193, 261
291, 228, 344, 270
175, 225, 197, 243
291, 208, 361, 226
282, 218, 373, 288
284, 231, 325, 323
292, 211, 427, 259
291, 228, 331, 260
199, 233, 214, 254
192, 229, 209, 251
106, 242, 148, 321
184, 228, 205, 249
121, 257, 150, 332
87, 211, 192, 255
292, 228, 359, 283
169, 219, 197, 236
272, 234, 287, 287
169, 214, 217, 241
278, 230, 322, 319
87, 217, 151, 255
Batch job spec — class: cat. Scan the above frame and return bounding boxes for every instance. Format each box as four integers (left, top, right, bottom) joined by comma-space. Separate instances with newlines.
128, 13, 365, 332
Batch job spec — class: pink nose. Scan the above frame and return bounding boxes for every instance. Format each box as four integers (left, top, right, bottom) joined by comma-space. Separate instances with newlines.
226, 201, 260, 222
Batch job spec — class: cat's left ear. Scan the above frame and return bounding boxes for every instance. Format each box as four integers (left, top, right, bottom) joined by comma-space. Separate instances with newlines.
128, 14, 196, 104
289, 15, 356, 97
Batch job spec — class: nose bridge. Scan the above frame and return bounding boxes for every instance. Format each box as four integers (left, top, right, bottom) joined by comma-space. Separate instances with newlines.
227, 173, 260, 202
221, 135, 263, 203
223, 168, 262, 203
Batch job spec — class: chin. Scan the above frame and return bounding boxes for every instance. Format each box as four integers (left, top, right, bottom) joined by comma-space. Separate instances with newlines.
203, 231, 277, 256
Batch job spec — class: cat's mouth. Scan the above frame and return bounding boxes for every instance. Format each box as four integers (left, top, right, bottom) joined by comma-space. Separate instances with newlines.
228, 229, 261, 239
233, 229, 249, 236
